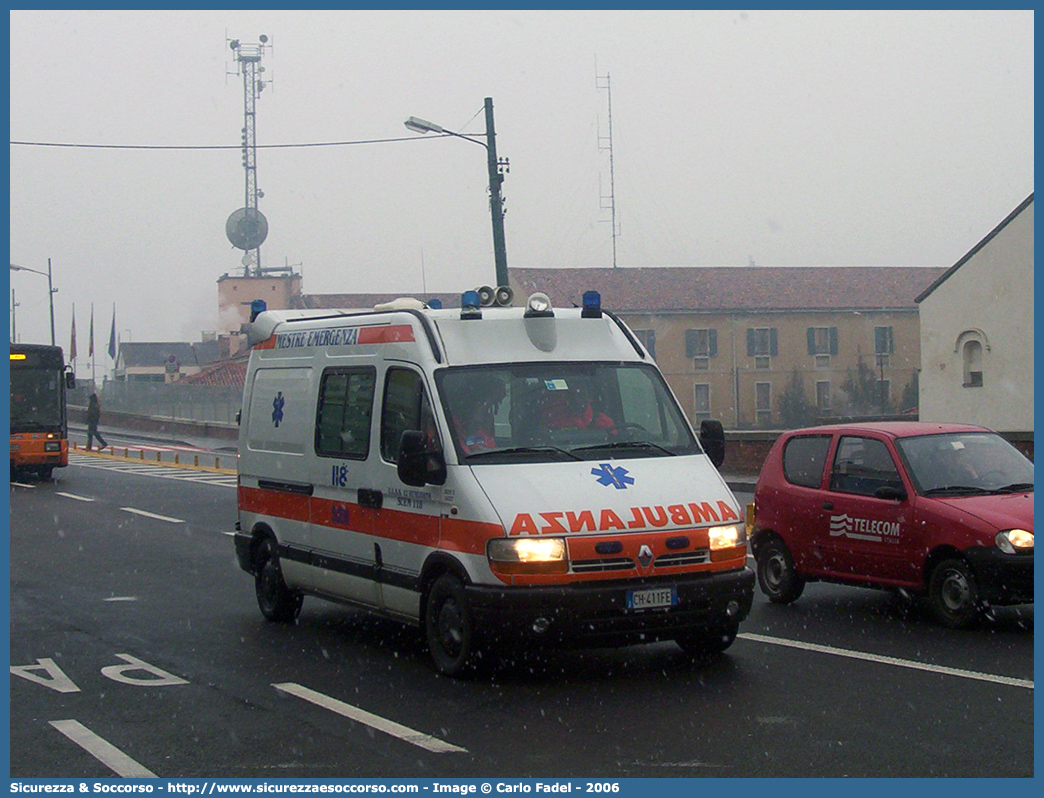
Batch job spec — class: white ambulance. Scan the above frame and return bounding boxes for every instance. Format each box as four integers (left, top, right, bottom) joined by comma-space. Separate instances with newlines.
234, 289, 754, 676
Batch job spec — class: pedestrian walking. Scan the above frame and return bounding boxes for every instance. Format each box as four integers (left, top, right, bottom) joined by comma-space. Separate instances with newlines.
86, 393, 108, 452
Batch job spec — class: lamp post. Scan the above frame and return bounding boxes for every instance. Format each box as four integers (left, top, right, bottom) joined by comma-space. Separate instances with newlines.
405, 97, 509, 288
9, 259, 56, 346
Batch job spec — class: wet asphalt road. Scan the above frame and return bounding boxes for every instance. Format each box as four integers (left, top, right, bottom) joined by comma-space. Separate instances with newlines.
9, 456, 1033, 778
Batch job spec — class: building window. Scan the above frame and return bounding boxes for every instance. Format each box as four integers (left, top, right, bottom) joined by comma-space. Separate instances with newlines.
807, 327, 839, 356
963, 340, 983, 387
755, 382, 772, 426
693, 384, 710, 423
748, 327, 778, 358
816, 381, 831, 412
633, 329, 656, 360
685, 328, 717, 369
874, 326, 894, 355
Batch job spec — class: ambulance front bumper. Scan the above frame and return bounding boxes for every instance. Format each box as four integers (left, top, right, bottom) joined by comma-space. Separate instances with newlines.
466, 567, 755, 647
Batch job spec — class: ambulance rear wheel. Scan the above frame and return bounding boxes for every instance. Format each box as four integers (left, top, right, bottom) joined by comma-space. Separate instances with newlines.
255, 538, 302, 623
425, 573, 480, 677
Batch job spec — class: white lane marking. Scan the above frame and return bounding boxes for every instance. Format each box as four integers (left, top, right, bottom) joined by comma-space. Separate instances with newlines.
104, 596, 138, 602
119, 507, 185, 524
273, 682, 468, 753
739, 632, 1033, 690
56, 491, 95, 502
71, 456, 237, 488
49, 719, 157, 778
10, 481, 35, 488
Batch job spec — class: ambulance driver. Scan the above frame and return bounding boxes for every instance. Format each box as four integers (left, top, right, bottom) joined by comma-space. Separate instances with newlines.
448, 374, 506, 455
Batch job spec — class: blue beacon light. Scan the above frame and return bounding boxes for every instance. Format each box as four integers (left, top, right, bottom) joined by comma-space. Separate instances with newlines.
581, 290, 602, 318
460, 290, 482, 320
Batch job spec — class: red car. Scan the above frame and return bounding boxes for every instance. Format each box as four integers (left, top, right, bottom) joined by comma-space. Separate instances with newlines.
749, 422, 1033, 627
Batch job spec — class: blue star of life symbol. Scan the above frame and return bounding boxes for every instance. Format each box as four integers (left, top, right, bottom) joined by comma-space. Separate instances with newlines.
592, 463, 634, 489
272, 392, 285, 427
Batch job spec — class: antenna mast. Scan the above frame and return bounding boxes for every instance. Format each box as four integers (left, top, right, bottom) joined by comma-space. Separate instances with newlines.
597, 72, 618, 268
227, 35, 271, 277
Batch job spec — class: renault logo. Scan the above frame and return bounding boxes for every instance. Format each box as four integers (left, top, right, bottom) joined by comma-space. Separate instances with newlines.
638, 544, 653, 568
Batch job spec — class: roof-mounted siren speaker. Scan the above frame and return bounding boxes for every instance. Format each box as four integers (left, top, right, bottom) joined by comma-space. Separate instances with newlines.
475, 286, 496, 306
494, 285, 514, 306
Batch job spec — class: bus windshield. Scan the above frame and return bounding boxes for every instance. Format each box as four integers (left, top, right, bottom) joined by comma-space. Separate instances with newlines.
435, 362, 700, 463
11, 361, 65, 433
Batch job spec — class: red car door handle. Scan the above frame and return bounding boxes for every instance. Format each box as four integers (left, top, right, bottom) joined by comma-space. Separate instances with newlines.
822, 501, 834, 510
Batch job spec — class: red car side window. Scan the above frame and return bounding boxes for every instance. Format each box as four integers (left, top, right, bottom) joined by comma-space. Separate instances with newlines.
782, 435, 831, 488
829, 436, 902, 497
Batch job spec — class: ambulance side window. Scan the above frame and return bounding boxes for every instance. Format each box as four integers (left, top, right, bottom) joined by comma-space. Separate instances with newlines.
381, 368, 438, 463
315, 367, 376, 459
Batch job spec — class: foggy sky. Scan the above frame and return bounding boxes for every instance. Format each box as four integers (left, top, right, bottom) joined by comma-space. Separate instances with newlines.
8, 9, 1034, 370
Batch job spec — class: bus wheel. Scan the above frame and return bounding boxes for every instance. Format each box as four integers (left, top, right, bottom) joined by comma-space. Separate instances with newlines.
254, 538, 302, 623
37, 467, 54, 481
425, 574, 480, 677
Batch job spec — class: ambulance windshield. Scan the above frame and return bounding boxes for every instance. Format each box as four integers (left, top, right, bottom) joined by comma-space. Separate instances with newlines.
436, 362, 700, 463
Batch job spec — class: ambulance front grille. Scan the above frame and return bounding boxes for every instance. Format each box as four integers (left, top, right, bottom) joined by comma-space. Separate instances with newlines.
571, 557, 635, 573
654, 549, 710, 567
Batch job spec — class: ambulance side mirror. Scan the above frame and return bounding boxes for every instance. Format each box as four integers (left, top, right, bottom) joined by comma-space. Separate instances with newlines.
699, 419, 726, 469
398, 430, 447, 487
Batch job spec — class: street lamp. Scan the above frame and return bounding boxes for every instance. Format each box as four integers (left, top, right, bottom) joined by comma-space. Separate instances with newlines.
9, 259, 56, 346
405, 97, 509, 289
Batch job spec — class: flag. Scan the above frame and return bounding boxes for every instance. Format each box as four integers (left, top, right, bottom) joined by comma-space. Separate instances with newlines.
107, 304, 117, 360
69, 305, 77, 361
88, 304, 94, 358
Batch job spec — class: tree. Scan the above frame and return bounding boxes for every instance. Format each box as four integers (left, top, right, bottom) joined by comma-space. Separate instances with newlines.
899, 372, 919, 415
838, 354, 894, 417
777, 370, 818, 429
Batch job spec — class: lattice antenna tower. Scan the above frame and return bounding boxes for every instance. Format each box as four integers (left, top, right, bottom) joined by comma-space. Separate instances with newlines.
597, 72, 618, 268
227, 35, 272, 277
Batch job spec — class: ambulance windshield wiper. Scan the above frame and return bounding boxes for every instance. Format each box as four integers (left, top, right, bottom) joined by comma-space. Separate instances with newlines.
570, 441, 676, 457
463, 446, 582, 462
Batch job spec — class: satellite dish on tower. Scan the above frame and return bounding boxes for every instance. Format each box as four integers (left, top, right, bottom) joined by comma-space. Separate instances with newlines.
226, 207, 269, 250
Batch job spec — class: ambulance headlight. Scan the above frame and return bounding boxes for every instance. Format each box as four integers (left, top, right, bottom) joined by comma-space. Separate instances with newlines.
996, 529, 1033, 554
488, 537, 568, 575
708, 524, 747, 562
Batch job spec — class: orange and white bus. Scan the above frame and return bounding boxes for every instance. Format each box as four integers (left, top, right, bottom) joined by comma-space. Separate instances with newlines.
10, 343, 75, 480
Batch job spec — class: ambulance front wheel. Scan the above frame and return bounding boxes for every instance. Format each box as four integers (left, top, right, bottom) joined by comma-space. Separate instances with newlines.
675, 622, 739, 659
255, 537, 303, 623
425, 573, 481, 677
